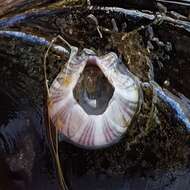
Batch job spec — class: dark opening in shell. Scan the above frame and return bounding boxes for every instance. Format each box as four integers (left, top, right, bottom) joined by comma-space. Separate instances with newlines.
73, 61, 114, 115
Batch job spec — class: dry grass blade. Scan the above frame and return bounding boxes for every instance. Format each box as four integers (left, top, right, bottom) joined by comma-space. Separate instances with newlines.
43, 36, 69, 190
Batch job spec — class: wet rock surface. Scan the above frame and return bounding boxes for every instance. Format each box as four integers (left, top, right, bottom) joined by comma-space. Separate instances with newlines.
0, 2, 190, 190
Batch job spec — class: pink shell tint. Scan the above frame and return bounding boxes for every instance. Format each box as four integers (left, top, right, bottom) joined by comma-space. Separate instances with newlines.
48, 48, 140, 149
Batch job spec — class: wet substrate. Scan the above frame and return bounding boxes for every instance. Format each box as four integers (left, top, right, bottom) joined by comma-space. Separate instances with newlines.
0, 7, 190, 190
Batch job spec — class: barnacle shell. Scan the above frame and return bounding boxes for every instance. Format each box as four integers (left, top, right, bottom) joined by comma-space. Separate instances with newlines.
48, 48, 141, 148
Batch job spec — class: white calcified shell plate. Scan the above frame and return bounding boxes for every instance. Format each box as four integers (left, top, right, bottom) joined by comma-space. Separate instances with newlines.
48, 48, 141, 149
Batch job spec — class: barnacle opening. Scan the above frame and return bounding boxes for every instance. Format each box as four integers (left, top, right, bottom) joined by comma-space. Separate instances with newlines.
73, 58, 114, 115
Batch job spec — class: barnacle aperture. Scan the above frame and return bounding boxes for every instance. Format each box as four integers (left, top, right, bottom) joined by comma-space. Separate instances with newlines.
48, 49, 141, 149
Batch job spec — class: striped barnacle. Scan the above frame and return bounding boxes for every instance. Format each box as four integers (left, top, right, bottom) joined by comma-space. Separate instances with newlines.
48, 47, 141, 149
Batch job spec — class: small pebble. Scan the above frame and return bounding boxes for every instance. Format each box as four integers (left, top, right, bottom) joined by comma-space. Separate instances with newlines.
164, 80, 170, 87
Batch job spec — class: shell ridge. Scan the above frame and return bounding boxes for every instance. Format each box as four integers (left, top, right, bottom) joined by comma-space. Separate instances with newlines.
48, 50, 141, 148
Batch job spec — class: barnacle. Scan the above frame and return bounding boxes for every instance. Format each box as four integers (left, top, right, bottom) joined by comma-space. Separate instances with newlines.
48, 48, 141, 148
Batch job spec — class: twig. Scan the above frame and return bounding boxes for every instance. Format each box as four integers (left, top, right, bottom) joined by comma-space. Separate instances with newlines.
157, 0, 190, 7
0, 30, 70, 56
